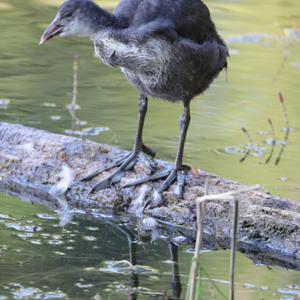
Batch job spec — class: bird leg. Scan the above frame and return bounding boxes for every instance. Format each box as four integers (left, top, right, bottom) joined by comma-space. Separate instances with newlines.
124, 102, 191, 209
168, 242, 182, 299
146, 102, 191, 208
82, 94, 156, 192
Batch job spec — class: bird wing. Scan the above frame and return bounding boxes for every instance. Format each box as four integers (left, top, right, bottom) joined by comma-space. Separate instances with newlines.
113, 0, 224, 45
113, 0, 141, 27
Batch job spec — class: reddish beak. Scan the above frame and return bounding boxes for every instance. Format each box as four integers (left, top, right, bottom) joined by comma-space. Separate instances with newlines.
39, 24, 63, 45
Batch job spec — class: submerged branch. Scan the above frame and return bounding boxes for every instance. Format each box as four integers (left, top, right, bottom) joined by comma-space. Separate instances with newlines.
240, 127, 254, 163
275, 92, 291, 165
265, 118, 276, 164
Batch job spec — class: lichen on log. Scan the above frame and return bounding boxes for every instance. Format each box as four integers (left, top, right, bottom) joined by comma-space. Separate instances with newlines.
0, 122, 299, 269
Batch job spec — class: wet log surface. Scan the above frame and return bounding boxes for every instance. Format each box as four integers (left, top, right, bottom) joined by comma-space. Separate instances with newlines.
0, 122, 299, 270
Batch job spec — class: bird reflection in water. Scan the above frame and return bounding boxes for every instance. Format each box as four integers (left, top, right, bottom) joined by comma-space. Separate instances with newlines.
66, 54, 87, 133
112, 223, 183, 299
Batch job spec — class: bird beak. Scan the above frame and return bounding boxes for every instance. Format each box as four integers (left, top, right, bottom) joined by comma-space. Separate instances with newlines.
40, 23, 63, 45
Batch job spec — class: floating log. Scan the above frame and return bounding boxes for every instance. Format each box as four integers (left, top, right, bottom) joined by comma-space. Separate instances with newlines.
0, 122, 299, 269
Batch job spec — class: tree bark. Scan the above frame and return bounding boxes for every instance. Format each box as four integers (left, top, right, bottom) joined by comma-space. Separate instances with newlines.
0, 122, 299, 269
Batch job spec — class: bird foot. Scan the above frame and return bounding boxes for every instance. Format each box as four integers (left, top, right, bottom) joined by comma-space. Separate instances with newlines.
123, 167, 189, 210
144, 168, 188, 210
81, 145, 156, 193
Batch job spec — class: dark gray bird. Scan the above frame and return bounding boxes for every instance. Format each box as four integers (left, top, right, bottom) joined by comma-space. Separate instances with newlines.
40, 0, 228, 207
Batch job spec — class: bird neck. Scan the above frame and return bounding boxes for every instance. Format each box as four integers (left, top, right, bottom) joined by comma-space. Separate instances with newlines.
88, 4, 122, 36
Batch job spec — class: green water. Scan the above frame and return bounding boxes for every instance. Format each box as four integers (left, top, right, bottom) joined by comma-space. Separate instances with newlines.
0, 0, 300, 299
1, 194, 300, 300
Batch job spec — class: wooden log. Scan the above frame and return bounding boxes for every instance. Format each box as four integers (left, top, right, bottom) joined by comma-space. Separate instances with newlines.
0, 122, 299, 269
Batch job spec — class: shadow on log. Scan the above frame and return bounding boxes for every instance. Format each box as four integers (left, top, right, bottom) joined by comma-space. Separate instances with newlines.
0, 122, 299, 270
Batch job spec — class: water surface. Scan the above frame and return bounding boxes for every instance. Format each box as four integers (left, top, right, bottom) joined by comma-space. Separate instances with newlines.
0, 0, 300, 299
1, 194, 300, 299
0, 0, 299, 199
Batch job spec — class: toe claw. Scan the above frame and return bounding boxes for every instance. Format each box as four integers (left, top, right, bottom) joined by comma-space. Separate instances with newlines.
175, 171, 185, 197
124, 159, 136, 171
81, 169, 103, 182
142, 168, 188, 209
90, 178, 112, 193
81, 154, 129, 182
121, 168, 171, 188
157, 169, 177, 193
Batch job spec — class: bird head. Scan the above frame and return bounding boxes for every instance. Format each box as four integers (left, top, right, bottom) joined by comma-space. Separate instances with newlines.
40, 0, 99, 44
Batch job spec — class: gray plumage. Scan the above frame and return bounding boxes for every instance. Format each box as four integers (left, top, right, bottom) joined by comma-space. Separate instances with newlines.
96, 34, 227, 101
97, 0, 228, 102
42, 0, 228, 102
40, 0, 229, 200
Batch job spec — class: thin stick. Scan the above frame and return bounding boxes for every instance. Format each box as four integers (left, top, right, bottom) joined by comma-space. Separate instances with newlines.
189, 202, 203, 299
71, 54, 80, 109
195, 186, 259, 300
240, 127, 254, 163
272, 54, 289, 82
186, 178, 209, 300
196, 185, 261, 204
265, 118, 276, 164
273, 27, 293, 82
186, 184, 260, 300
275, 93, 290, 165
229, 198, 239, 300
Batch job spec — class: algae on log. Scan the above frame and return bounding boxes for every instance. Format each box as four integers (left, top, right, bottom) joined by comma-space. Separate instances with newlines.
0, 122, 299, 269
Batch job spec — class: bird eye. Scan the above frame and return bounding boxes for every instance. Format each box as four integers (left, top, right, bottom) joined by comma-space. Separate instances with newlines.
63, 12, 72, 18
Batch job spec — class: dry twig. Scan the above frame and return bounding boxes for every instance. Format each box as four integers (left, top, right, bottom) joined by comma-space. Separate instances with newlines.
275, 93, 290, 165
196, 185, 260, 204
186, 184, 260, 300
240, 127, 254, 163
186, 178, 209, 300
230, 198, 239, 300
265, 118, 276, 164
